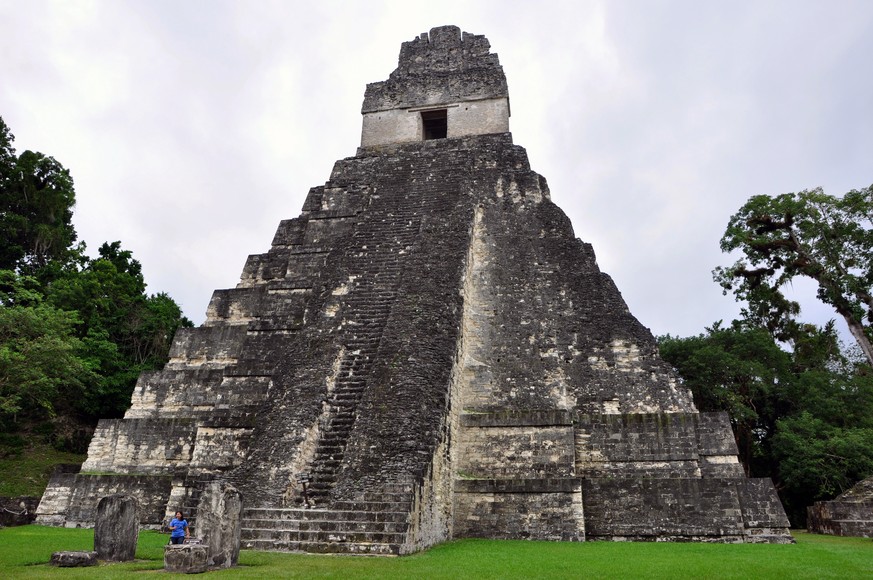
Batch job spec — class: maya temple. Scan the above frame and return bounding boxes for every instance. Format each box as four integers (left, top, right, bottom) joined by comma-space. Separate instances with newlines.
36, 26, 793, 554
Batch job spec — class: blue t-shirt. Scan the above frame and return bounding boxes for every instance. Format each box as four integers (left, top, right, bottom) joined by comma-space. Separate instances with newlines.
169, 518, 188, 538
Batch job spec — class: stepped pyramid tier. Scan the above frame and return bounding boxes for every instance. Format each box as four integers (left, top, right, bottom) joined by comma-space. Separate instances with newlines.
37, 25, 792, 552
807, 476, 873, 537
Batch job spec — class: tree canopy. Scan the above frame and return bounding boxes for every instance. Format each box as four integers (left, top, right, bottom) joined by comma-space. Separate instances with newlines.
714, 186, 873, 365
0, 117, 77, 273
0, 116, 191, 452
660, 322, 873, 525
0, 271, 92, 421
661, 183, 873, 525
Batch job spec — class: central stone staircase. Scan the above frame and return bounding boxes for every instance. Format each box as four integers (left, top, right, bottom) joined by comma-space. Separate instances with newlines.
240, 488, 414, 555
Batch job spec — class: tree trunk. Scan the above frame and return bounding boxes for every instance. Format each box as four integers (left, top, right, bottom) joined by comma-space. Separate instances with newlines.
843, 314, 873, 367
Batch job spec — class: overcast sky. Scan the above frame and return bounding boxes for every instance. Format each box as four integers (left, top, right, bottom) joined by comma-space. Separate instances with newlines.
2, 0, 872, 340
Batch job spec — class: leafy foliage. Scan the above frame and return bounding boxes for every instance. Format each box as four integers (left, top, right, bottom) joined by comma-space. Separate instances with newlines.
659, 322, 791, 475
660, 322, 873, 525
45, 242, 192, 419
0, 117, 77, 272
0, 116, 191, 448
701, 185, 873, 523
714, 186, 873, 365
0, 271, 92, 423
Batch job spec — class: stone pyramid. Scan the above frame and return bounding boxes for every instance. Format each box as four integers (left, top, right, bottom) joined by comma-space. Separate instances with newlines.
807, 476, 873, 537
37, 26, 792, 553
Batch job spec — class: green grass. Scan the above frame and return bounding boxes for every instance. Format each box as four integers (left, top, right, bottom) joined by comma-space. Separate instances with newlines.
0, 527, 870, 578
0, 442, 84, 496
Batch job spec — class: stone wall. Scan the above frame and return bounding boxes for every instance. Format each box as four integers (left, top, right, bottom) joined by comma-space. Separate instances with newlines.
583, 477, 745, 541
458, 412, 575, 479
362, 26, 508, 114
81, 418, 197, 474
361, 98, 510, 148
454, 479, 584, 541
35, 465, 81, 526
808, 476, 873, 537
37, 472, 172, 528
808, 500, 873, 537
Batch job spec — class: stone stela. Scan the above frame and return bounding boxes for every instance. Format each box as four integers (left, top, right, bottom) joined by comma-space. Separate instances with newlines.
36, 25, 792, 554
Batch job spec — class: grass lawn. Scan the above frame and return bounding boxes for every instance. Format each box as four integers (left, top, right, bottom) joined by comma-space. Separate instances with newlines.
0, 526, 870, 579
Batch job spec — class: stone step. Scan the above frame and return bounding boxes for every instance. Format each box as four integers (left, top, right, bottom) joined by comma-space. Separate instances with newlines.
242, 507, 410, 523
320, 429, 352, 440
347, 491, 415, 503
328, 394, 361, 403
331, 500, 413, 513
316, 436, 348, 445
349, 309, 392, 316
308, 483, 333, 493
242, 518, 409, 533
345, 338, 381, 346
240, 538, 401, 556
328, 410, 357, 419
241, 528, 407, 544
333, 386, 365, 394
333, 381, 366, 390
314, 442, 345, 452
307, 461, 340, 472
328, 416, 355, 425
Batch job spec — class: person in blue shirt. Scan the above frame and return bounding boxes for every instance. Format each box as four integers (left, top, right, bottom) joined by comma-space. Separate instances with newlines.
168, 510, 189, 545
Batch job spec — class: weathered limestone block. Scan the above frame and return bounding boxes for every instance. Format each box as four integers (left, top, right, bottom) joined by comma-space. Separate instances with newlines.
167, 325, 249, 369
453, 479, 584, 541
735, 478, 793, 542
50, 551, 97, 567
196, 481, 242, 568
575, 413, 706, 478
94, 494, 139, 561
34, 464, 79, 526
457, 418, 575, 479
808, 476, 873, 537
582, 478, 754, 541
188, 427, 253, 473
62, 474, 173, 528
125, 369, 227, 419
206, 288, 264, 325
164, 544, 209, 574
81, 418, 196, 474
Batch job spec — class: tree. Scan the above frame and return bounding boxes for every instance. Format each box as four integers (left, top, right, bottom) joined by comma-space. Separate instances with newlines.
0, 117, 192, 455
714, 186, 873, 365
773, 412, 873, 521
0, 116, 77, 272
660, 322, 873, 525
0, 270, 92, 424
43, 241, 192, 419
659, 322, 794, 476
